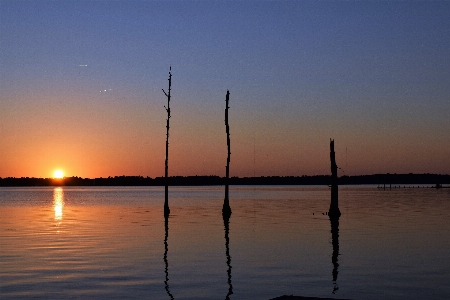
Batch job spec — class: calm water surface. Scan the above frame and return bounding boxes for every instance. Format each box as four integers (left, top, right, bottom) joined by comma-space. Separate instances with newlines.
1, 186, 449, 299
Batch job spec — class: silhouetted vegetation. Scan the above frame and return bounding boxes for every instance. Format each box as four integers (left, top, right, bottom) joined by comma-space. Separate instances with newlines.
1, 174, 448, 187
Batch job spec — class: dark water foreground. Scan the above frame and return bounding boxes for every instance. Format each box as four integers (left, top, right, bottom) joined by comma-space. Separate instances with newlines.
271, 296, 351, 300
1, 186, 449, 299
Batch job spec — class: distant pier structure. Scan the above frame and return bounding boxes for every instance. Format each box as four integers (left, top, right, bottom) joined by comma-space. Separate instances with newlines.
328, 139, 341, 217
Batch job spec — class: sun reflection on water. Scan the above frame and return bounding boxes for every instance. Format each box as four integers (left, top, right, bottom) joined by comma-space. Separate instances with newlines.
53, 187, 64, 220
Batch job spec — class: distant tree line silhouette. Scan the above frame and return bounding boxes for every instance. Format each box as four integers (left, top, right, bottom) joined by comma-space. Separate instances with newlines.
1, 173, 448, 187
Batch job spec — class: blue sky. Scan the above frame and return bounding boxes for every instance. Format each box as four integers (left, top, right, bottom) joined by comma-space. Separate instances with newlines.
1, 0, 449, 178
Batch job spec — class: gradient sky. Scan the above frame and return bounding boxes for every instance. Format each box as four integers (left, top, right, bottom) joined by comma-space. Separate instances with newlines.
1, 0, 449, 178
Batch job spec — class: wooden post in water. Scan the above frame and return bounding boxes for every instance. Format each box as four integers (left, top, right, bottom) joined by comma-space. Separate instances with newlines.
162, 67, 172, 216
222, 90, 232, 217
328, 139, 341, 217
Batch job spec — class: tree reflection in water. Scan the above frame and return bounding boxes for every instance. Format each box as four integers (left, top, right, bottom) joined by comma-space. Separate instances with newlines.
164, 215, 174, 300
223, 213, 233, 300
330, 215, 340, 294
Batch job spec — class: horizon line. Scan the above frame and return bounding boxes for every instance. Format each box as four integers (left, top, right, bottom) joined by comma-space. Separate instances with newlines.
2, 172, 450, 180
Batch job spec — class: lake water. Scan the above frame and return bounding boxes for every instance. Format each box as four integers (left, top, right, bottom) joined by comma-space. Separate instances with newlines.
1, 186, 449, 300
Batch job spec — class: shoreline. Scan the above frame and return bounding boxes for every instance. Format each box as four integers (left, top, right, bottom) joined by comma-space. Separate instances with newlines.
1, 173, 449, 187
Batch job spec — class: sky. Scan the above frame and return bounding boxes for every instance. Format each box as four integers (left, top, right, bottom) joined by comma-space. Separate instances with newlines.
1, 0, 449, 179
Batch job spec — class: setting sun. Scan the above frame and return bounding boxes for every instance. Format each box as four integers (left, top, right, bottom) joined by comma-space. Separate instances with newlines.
53, 170, 64, 179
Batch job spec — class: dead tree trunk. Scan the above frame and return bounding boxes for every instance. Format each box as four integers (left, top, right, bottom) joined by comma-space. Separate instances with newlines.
328, 138, 341, 217
162, 67, 172, 216
222, 90, 232, 217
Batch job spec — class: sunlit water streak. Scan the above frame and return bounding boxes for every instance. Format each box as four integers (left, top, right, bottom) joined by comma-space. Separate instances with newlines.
53, 187, 64, 221
0, 186, 449, 299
